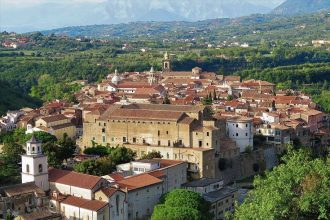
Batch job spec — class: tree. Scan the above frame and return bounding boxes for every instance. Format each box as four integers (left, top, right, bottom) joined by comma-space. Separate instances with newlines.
42, 142, 62, 168
74, 157, 114, 176
151, 189, 212, 220
141, 151, 162, 160
234, 146, 330, 220
24, 131, 57, 144
163, 94, 171, 104
110, 147, 136, 164
2, 142, 25, 164
227, 95, 233, 101
213, 89, 217, 101
57, 133, 76, 162
84, 146, 110, 157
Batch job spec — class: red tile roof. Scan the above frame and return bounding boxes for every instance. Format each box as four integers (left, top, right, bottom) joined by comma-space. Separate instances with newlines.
62, 196, 107, 211
49, 168, 102, 189
117, 173, 162, 191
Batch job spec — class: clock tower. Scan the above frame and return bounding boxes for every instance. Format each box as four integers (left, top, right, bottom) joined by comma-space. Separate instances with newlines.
21, 135, 49, 191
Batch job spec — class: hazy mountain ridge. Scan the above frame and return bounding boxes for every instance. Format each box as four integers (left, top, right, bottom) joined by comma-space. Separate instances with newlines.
2, 0, 273, 32
104, 0, 271, 23
41, 11, 330, 42
271, 0, 330, 15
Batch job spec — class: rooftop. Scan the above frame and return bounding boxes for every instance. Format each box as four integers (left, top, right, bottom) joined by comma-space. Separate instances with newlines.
61, 196, 108, 211
1, 182, 45, 197
182, 178, 223, 188
117, 173, 162, 191
203, 186, 238, 203
49, 168, 102, 190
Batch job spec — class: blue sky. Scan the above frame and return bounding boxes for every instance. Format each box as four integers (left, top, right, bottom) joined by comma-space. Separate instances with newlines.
0, 0, 285, 33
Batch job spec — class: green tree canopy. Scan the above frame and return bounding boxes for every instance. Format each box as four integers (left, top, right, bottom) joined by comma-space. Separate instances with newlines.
110, 146, 136, 164
1, 142, 25, 164
73, 157, 114, 176
234, 146, 330, 220
141, 151, 162, 160
151, 189, 212, 220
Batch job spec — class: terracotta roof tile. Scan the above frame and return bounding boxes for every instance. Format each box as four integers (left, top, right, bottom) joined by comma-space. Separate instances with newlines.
117, 173, 162, 191
49, 168, 102, 189
62, 196, 107, 211
40, 114, 68, 123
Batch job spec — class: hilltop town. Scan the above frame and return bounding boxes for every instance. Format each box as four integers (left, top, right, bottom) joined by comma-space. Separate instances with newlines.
0, 52, 329, 220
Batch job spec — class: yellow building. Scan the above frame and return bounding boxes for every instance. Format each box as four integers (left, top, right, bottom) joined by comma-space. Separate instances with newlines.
81, 104, 222, 179
34, 114, 76, 139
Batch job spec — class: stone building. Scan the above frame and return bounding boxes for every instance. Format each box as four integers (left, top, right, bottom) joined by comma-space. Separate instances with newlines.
81, 103, 222, 179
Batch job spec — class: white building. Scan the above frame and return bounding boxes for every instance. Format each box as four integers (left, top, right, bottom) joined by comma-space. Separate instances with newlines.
226, 116, 253, 152
21, 135, 50, 191
116, 159, 161, 176
261, 112, 280, 124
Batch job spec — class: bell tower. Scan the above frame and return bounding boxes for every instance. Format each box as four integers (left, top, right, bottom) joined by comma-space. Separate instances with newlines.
21, 135, 49, 191
162, 52, 171, 72
148, 66, 157, 85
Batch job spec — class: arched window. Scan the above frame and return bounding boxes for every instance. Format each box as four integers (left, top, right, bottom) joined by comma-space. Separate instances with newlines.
38, 164, 43, 173
32, 147, 35, 152
26, 164, 30, 173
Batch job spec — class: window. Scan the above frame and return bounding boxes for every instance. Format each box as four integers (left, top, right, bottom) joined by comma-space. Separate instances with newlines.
158, 141, 161, 146
32, 147, 35, 152
116, 195, 120, 216
199, 141, 202, 147
102, 136, 106, 143
123, 137, 127, 142
168, 140, 171, 146
26, 164, 30, 173
236, 133, 238, 136
102, 128, 105, 133
207, 132, 209, 136
236, 124, 238, 127
142, 139, 146, 144
246, 124, 248, 127
246, 133, 248, 136
133, 137, 136, 143
38, 164, 43, 173
166, 131, 169, 134
104, 123, 106, 126
158, 130, 160, 136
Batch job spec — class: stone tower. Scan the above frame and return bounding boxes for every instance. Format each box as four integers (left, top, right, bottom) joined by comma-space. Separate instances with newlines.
162, 52, 171, 72
148, 66, 157, 85
21, 135, 49, 191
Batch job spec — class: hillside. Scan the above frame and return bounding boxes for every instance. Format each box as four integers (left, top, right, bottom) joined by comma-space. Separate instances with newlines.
0, 80, 41, 116
41, 11, 330, 43
271, 0, 330, 15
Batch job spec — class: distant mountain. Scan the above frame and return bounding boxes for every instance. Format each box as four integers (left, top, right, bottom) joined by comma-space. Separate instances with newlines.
271, 0, 330, 15
2, 0, 273, 32
104, 0, 271, 23
41, 11, 330, 43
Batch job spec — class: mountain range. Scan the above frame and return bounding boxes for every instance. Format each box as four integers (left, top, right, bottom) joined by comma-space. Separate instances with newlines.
272, 0, 330, 15
2, 0, 278, 32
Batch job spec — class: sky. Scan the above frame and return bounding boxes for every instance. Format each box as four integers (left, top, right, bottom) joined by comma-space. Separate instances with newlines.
0, 0, 286, 33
